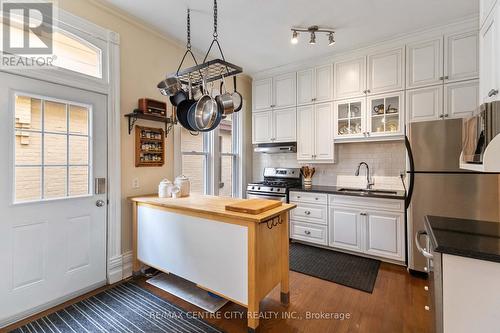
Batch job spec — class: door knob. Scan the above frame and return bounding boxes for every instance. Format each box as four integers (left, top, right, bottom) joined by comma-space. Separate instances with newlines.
96, 200, 106, 207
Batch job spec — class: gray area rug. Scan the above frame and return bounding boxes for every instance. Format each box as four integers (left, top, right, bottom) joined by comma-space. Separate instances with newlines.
290, 242, 381, 293
9, 282, 223, 333
147, 273, 228, 313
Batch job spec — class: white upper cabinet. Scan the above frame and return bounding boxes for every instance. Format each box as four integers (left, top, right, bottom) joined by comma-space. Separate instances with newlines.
480, 5, 500, 103
367, 47, 404, 94
315, 64, 334, 102
252, 108, 296, 144
366, 92, 404, 137
273, 108, 297, 142
445, 31, 479, 82
253, 72, 296, 111
334, 57, 367, 100
297, 68, 315, 105
406, 37, 444, 89
445, 80, 479, 119
481, 0, 498, 28
406, 85, 443, 123
253, 78, 273, 111
297, 65, 333, 105
296, 105, 315, 160
334, 98, 366, 140
297, 103, 334, 163
314, 102, 334, 161
252, 111, 273, 144
273, 72, 297, 109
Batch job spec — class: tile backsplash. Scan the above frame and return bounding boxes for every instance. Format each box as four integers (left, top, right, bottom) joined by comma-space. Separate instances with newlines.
253, 141, 406, 189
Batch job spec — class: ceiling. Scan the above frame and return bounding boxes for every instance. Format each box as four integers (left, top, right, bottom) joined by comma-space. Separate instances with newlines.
103, 0, 478, 74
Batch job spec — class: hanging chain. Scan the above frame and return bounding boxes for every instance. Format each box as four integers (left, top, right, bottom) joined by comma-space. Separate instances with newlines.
213, 0, 218, 39
186, 8, 192, 49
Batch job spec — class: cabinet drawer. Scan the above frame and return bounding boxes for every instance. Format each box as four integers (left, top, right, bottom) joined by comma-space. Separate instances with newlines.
329, 194, 404, 212
291, 222, 328, 245
290, 191, 328, 204
290, 203, 327, 225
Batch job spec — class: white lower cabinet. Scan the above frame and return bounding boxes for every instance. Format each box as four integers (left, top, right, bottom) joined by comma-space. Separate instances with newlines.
365, 210, 404, 261
290, 191, 405, 263
329, 207, 363, 252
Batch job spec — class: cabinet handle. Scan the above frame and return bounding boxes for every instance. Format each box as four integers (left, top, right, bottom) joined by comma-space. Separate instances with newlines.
444, 114, 449, 118
439, 76, 444, 80
304, 230, 311, 235
297, 195, 301, 199
367, 89, 371, 94
315, 197, 319, 201
360, 212, 367, 216
488, 89, 499, 97
304, 211, 311, 215
439, 114, 444, 119
444, 76, 449, 80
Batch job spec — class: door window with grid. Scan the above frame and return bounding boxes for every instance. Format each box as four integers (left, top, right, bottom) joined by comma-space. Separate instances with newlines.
14, 95, 92, 203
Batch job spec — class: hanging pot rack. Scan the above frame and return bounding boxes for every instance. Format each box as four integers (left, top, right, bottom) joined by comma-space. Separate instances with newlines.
167, 0, 242, 87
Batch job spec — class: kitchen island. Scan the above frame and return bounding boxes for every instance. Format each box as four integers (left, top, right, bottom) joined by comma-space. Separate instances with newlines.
129, 195, 296, 333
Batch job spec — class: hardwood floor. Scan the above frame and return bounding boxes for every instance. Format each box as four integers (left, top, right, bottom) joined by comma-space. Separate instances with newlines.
3, 262, 432, 333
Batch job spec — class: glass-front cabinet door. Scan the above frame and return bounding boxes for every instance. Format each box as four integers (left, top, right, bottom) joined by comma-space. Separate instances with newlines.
367, 92, 404, 137
334, 98, 366, 139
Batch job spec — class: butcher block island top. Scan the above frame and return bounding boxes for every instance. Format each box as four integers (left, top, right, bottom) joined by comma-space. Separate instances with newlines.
129, 194, 296, 224
129, 194, 296, 333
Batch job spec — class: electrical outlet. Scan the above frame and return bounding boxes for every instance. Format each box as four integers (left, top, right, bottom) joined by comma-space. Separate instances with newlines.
132, 178, 140, 189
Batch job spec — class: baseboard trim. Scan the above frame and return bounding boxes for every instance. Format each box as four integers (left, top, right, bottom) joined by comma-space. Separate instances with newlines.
107, 254, 124, 284
0, 280, 106, 329
122, 251, 133, 279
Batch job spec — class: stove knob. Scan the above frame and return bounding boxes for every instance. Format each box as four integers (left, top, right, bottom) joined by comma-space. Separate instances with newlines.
258, 187, 261, 190
252, 186, 255, 190
270, 188, 274, 192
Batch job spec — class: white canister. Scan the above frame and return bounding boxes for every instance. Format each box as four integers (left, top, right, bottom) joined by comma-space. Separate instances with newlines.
174, 175, 191, 197
171, 185, 181, 199
158, 179, 173, 198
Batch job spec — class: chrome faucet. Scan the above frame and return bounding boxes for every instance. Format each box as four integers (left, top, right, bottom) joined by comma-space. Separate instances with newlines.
355, 162, 374, 189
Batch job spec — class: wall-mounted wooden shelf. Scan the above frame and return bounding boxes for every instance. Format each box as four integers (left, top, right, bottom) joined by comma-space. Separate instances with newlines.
135, 125, 165, 167
125, 110, 174, 135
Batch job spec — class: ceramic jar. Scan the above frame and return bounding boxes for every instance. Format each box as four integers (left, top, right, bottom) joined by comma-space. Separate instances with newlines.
158, 179, 174, 198
174, 175, 191, 197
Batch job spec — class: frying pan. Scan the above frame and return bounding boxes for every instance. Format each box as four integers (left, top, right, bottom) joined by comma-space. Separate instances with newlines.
176, 99, 197, 131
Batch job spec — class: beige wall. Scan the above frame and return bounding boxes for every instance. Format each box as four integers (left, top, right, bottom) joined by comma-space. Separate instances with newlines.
58, 0, 252, 253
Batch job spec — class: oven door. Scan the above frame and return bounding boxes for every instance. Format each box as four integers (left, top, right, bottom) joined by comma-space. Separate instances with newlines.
247, 192, 287, 203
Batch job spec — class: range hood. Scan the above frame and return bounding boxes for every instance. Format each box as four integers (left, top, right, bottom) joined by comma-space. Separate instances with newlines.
254, 142, 297, 154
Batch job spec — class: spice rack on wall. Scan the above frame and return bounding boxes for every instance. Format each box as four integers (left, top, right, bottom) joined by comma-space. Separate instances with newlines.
135, 125, 165, 167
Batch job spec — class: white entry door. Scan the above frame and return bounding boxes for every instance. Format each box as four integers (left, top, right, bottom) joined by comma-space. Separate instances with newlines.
0, 72, 107, 327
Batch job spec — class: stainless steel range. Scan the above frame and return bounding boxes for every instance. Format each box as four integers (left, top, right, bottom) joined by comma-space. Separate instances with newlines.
247, 167, 302, 202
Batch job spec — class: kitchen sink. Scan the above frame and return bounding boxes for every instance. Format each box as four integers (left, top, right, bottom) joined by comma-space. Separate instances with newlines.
338, 188, 399, 196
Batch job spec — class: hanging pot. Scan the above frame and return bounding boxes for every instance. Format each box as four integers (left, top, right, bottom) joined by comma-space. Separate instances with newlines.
176, 99, 197, 131
169, 90, 188, 107
215, 72, 234, 115
158, 76, 182, 97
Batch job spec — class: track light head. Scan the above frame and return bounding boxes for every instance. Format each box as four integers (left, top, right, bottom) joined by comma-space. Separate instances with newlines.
291, 30, 298, 44
309, 32, 316, 45
328, 32, 336, 46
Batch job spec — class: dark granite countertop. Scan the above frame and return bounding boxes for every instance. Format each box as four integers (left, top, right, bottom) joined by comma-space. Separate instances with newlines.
289, 185, 406, 200
425, 215, 500, 263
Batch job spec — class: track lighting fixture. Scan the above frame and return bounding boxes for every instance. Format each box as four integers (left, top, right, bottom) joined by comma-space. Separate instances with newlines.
290, 26, 336, 46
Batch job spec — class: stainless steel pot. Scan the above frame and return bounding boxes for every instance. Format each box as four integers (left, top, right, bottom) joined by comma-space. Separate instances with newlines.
192, 81, 219, 131
215, 73, 234, 115
158, 76, 182, 96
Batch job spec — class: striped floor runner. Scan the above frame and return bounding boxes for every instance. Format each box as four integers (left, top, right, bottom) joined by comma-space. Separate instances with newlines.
10, 282, 224, 333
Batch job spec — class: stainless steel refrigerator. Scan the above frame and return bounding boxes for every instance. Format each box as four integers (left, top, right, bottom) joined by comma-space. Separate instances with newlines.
406, 119, 500, 272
